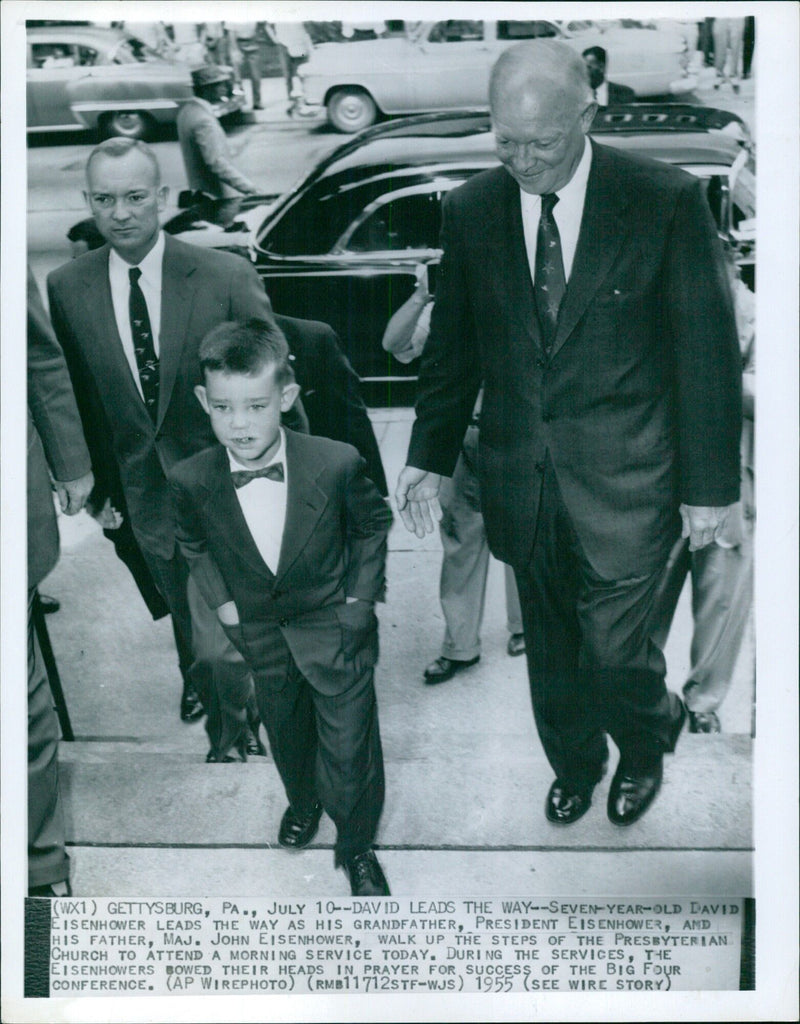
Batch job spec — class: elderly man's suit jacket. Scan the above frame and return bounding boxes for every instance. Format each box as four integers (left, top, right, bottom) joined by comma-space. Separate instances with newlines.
408, 141, 742, 579
169, 430, 392, 695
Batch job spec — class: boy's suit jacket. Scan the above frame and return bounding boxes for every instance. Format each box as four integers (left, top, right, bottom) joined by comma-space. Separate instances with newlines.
168, 430, 392, 695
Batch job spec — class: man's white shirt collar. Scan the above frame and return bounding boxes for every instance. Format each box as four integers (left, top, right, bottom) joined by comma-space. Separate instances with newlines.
109, 229, 165, 284
519, 137, 593, 282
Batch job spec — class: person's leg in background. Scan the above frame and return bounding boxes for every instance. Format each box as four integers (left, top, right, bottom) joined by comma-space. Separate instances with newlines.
28, 589, 70, 896
424, 428, 487, 684
504, 563, 526, 656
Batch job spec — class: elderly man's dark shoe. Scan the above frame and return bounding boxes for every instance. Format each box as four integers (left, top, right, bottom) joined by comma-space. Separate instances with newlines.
344, 850, 390, 896
607, 762, 663, 825
423, 655, 479, 685
278, 801, 323, 849
545, 779, 593, 824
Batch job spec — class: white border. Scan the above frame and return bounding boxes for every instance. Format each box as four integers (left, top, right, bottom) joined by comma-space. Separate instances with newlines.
3, 2, 798, 1021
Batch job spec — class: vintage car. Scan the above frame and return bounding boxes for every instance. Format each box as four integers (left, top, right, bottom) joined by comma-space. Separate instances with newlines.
166, 106, 754, 406
27, 25, 244, 140
294, 19, 695, 132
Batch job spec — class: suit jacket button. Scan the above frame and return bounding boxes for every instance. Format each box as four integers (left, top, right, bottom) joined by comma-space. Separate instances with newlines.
279, 617, 289, 628
273, 589, 283, 598
535, 461, 545, 473
542, 413, 552, 423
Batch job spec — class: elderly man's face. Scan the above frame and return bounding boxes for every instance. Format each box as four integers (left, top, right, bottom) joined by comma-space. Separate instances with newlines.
492, 85, 593, 195
85, 150, 166, 265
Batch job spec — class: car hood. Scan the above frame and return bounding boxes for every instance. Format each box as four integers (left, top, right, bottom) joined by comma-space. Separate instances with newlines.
78, 62, 192, 84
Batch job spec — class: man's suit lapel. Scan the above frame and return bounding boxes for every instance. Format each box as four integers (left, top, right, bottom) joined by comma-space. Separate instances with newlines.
158, 236, 198, 430
275, 432, 329, 586
78, 248, 148, 412
497, 173, 541, 349
552, 142, 633, 358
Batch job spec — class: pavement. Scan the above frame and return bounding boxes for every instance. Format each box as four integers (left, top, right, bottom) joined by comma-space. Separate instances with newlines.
41, 408, 754, 899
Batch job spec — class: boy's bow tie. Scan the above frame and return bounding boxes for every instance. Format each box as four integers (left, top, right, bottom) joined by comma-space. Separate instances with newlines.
231, 462, 284, 488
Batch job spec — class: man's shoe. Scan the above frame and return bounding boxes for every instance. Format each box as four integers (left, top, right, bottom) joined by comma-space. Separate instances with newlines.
545, 779, 593, 824
180, 686, 205, 723
29, 879, 71, 897
688, 710, 721, 734
607, 761, 663, 826
344, 850, 390, 896
39, 594, 60, 614
423, 655, 479, 685
507, 632, 526, 657
206, 750, 237, 763
278, 801, 323, 849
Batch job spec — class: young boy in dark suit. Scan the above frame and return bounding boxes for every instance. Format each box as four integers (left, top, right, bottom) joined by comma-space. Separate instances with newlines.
169, 318, 392, 895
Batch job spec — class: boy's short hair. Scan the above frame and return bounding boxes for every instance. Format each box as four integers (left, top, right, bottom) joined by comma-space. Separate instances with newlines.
199, 318, 295, 386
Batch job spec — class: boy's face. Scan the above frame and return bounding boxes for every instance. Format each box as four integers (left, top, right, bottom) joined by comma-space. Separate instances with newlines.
195, 363, 299, 468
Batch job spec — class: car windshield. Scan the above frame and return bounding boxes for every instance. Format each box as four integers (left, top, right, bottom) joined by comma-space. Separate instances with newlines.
110, 36, 163, 64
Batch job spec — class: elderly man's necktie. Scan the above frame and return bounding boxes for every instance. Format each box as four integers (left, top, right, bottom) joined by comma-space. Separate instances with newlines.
231, 463, 285, 488
534, 193, 566, 353
128, 267, 159, 422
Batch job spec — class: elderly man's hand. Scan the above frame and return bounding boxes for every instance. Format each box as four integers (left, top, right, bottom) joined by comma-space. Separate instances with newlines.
679, 502, 743, 551
395, 466, 442, 539
54, 470, 94, 516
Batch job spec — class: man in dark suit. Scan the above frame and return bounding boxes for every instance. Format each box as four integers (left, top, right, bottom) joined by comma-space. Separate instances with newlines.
47, 138, 277, 723
396, 41, 742, 827
27, 268, 94, 895
48, 138, 386, 736
582, 46, 637, 105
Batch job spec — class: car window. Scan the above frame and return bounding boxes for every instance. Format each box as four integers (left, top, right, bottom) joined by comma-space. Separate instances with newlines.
496, 21, 560, 40
30, 43, 78, 69
427, 21, 484, 43
77, 46, 99, 66
111, 37, 161, 64
341, 190, 444, 253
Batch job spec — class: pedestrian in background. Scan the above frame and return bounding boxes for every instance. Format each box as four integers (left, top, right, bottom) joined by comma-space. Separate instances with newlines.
265, 22, 312, 102
382, 268, 525, 687
176, 65, 259, 201
227, 22, 263, 110
650, 248, 755, 734
27, 267, 94, 895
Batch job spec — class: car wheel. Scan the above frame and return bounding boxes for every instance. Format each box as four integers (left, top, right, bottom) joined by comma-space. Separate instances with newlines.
327, 88, 377, 133
99, 110, 156, 141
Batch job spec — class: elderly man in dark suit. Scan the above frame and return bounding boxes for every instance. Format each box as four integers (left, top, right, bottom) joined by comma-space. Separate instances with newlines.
27, 268, 94, 895
396, 40, 742, 828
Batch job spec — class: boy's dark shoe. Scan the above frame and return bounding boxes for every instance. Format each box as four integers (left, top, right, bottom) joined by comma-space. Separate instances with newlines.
423, 655, 479, 685
278, 801, 323, 849
344, 850, 390, 896
39, 594, 61, 614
